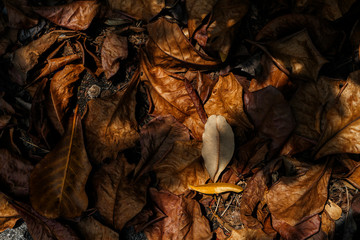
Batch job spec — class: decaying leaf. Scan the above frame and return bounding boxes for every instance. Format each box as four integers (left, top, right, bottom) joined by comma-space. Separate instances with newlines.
76, 217, 119, 240
265, 158, 331, 226
30, 112, 91, 219
0, 193, 20, 232
11, 201, 80, 240
146, 18, 219, 71
101, 32, 128, 79
84, 73, 139, 164
107, 0, 165, 21
186, 0, 217, 37
264, 30, 328, 81
153, 140, 209, 195
0, 148, 33, 197
92, 153, 149, 231
202, 115, 234, 183
33, 1, 100, 30
144, 188, 212, 240
189, 183, 243, 194
135, 115, 190, 178
228, 228, 273, 240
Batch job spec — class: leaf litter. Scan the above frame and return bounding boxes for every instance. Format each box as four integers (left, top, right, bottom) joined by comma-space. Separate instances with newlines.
1, 1, 360, 240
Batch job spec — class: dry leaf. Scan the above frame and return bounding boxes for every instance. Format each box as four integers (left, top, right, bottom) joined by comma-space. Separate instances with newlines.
265, 30, 328, 81
0, 193, 20, 232
189, 183, 243, 194
101, 32, 128, 79
265, 158, 331, 226
135, 115, 190, 178
146, 18, 219, 71
107, 0, 165, 21
30, 112, 91, 219
11, 201, 80, 240
4, 0, 38, 29
325, 200, 342, 221
228, 228, 273, 240
144, 188, 212, 240
153, 140, 209, 195
76, 216, 119, 240
0, 148, 33, 197
92, 153, 149, 231
202, 115, 234, 182
186, 0, 217, 37
33, 1, 100, 30
315, 71, 360, 159
84, 73, 139, 164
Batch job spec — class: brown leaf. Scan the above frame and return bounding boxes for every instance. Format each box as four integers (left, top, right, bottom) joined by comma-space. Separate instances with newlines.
265, 158, 331, 226
153, 140, 209, 195
30, 111, 91, 219
146, 18, 219, 71
4, 0, 38, 29
202, 115, 235, 182
10, 31, 77, 85
140, 55, 204, 138
255, 14, 345, 56
324, 200, 342, 221
33, 1, 100, 30
186, 0, 217, 37
76, 217, 119, 240
48, 64, 85, 135
144, 188, 212, 240
315, 71, 360, 159
228, 228, 273, 240
244, 86, 295, 154
264, 30, 328, 81
135, 115, 190, 178
35, 54, 81, 81
290, 76, 345, 143
184, 79, 208, 124
83, 73, 139, 164
0, 148, 33, 197
271, 214, 321, 240
0, 193, 20, 232
107, 0, 165, 21
0, 93, 15, 130
11, 201, 80, 240
93, 153, 149, 230
204, 73, 253, 140
203, 0, 249, 60
101, 32, 128, 79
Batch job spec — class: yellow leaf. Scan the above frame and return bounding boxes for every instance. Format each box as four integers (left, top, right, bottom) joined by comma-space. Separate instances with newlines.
188, 183, 243, 194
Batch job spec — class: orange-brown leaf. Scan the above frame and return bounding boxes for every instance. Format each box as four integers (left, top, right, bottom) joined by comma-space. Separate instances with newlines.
0, 193, 20, 233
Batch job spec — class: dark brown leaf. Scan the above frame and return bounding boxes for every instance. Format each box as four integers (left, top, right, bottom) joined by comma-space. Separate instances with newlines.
144, 188, 212, 240
186, 0, 217, 37
101, 32, 128, 79
4, 0, 38, 29
76, 216, 119, 240
30, 112, 91, 219
33, 1, 100, 30
0, 148, 33, 197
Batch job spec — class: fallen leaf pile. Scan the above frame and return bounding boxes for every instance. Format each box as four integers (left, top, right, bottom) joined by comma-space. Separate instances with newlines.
1, 0, 360, 239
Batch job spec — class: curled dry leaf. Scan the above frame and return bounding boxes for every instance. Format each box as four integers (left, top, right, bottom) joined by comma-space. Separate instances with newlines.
146, 18, 219, 71
153, 141, 209, 195
33, 1, 100, 30
30, 112, 91, 219
93, 153, 149, 231
186, 0, 217, 37
265, 158, 331, 226
202, 115, 234, 182
325, 200, 342, 221
49, 64, 85, 134
264, 30, 328, 81
315, 71, 360, 159
107, 0, 165, 21
76, 217, 119, 240
144, 188, 212, 240
0, 193, 20, 232
11, 31, 77, 85
189, 183, 243, 194
244, 86, 295, 154
84, 73, 139, 164
0, 148, 33, 197
11, 201, 80, 240
101, 32, 128, 79
135, 115, 190, 178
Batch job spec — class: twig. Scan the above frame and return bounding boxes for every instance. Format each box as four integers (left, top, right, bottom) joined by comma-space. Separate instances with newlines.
220, 195, 235, 217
